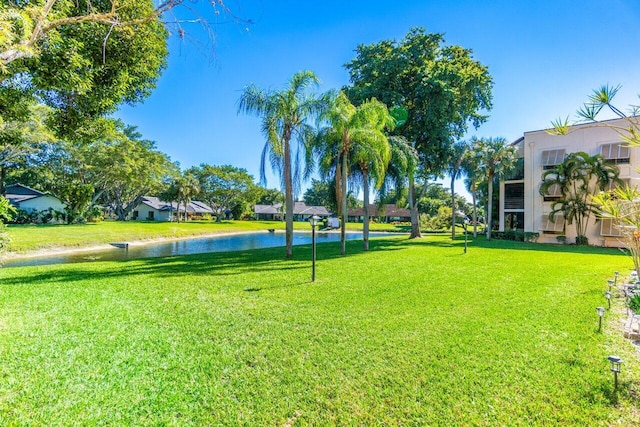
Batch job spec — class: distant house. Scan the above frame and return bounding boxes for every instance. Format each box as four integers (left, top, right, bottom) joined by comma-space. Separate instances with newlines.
253, 202, 332, 221
347, 204, 411, 223
130, 196, 214, 221
4, 184, 65, 213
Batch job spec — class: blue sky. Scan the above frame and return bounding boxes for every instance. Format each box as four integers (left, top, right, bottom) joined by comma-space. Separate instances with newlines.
117, 0, 640, 200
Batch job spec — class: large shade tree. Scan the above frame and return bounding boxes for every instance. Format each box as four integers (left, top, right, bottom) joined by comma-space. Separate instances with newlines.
238, 71, 329, 258
344, 27, 493, 238
315, 91, 394, 254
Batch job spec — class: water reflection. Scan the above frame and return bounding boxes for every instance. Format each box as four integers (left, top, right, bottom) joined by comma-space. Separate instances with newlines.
5, 231, 393, 268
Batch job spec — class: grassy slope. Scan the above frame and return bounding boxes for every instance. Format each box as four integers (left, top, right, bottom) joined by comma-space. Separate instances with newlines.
0, 236, 638, 425
5, 220, 406, 253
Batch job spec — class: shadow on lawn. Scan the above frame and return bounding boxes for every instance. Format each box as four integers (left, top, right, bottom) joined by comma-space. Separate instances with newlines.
0, 237, 407, 286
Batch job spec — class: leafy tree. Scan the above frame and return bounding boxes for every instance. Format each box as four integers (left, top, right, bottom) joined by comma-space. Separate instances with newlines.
445, 140, 469, 239
344, 27, 493, 238
174, 173, 200, 222
256, 187, 284, 206
188, 164, 258, 222
474, 137, 517, 239
303, 179, 336, 212
2, 0, 169, 139
238, 71, 329, 258
540, 151, 620, 245
315, 91, 393, 253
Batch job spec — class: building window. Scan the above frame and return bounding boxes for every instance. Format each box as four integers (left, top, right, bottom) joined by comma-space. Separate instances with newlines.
600, 218, 622, 237
542, 183, 563, 201
147, 211, 155, 220
504, 212, 524, 230
541, 149, 566, 169
600, 143, 630, 164
132, 210, 139, 219
504, 183, 524, 209
540, 214, 564, 234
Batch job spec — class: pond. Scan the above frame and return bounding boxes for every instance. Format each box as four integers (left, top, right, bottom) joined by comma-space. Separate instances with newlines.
4, 231, 396, 268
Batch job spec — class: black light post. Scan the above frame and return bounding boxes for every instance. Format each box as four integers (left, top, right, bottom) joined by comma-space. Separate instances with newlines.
596, 306, 606, 332
607, 355, 623, 390
463, 218, 469, 254
309, 214, 320, 282
605, 291, 612, 309
608, 279, 614, 292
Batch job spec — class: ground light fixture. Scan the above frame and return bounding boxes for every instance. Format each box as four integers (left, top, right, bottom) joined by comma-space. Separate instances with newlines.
608, 279, 614, 292
309, 214, 320, 282
614, 271, 619, 286
605, 291, 612, 309
596, 306, 606, 332
607, 355, 623, 390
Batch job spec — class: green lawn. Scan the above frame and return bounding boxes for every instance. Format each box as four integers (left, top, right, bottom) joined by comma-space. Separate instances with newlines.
0, 235, 638, 425
4, 220, 407, 253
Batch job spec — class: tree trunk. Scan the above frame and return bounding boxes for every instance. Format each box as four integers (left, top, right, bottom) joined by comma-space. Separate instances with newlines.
284, 138, 294, 258
363, 168, 370, 251
0, 166, 6, 197
340, 152, 348, 256
486, 172, 494, 240
409, 174, 422, 238
450, 174, 456, 240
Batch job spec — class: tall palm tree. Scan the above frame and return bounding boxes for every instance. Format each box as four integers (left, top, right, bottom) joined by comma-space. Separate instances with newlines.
238, 71, 329, 258
445, 140, 470, 239
462, 140, 483, 237
315, 91, 395, 255
475, 137, 517, 240
540, 151, 620, 244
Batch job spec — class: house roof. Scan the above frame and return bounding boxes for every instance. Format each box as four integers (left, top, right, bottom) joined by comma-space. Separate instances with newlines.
4, 183, 59, 207
254, 202, 331, 216
140, 196, 213, 214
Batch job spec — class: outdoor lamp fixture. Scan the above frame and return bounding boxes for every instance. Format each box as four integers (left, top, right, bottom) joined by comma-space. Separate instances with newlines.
607, 355, 623, 390
605, 291, 612, 309
608, 279, 614, 292
596, 306, 606, 332
615, 271, 619, 286
463, 218, 470, 254
309, 214, 320, 282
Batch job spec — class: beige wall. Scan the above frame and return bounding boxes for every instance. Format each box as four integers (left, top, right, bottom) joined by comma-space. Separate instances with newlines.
501, 117, 640, 246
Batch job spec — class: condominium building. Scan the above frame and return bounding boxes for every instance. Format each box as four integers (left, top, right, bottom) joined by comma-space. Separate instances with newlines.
499, 117, 639, 246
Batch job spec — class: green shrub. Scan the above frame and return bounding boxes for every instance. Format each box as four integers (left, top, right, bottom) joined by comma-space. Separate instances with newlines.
629, 294, 640, 314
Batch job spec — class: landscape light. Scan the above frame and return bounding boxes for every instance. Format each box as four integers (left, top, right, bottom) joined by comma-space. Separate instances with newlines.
596, 306, 606, 332
605, 291, 612, 309
608, 279, 614, 292
309, 215, 320, 282
614, 271, 619, 286
607, 355, 623, 390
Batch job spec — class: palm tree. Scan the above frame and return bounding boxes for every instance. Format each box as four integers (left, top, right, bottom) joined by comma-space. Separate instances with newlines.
540, 151, 620, 244
462, 141, 483, 237
315, 92, 395, 255
238, 71, 329, 258
475, 137, 517, 240
445, 140, 470, 239
176, 173, 200, 222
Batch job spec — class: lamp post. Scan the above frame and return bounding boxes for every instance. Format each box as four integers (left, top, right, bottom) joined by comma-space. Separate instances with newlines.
605, 291, 612, 309
596, 306, 606, 332
463, 218, 469, 254
309, 215, 320, 282
614, 271, 619, 287
608, 279, 614, 292
607, 355, 623, 390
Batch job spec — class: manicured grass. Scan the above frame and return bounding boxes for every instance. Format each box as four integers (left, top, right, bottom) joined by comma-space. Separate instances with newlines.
0, 235, 638, 424
5, 220, 408, 253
